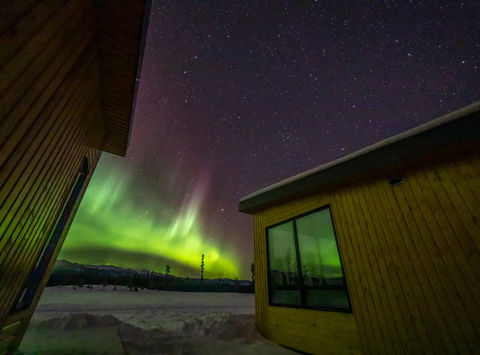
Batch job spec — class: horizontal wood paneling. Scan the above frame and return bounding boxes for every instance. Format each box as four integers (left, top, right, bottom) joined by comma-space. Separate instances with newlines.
253, 147, 480, 354
0, 0, 103, 339
0, 0, 39, 34
0, 1, 147, 353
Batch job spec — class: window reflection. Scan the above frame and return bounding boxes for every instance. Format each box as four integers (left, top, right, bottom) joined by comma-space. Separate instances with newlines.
296, 210, 350, 310
266, 207, 351, 312
267, 221, 301, 306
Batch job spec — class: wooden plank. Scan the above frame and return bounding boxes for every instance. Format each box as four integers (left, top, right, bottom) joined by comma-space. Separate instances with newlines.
0, 320, 21, 342
405, 170, 476, 353
3, 114, 99, 304
0, 0, 146, 349
0, 0, 90, 100
0, 90, 100, 272
353, 182, 414, 353
99, 52, 139, 78
98, 0, 144, 25
450, 157, 480, 223
329, 194, 371, 355
0, 0, 39, 34
0, 106, 97, 322
0, 107, 91, 274
0, 59, 98, 244
416, 164, 480, 280
0, 51, 95, 182
390, 178, 460, 353
254, 213, 268, 335
0, 0, 63, 67
99, 14, 143, 37
411, 167, 480, 351
431, 164, 480, 252
0, 86, 99, 287
7, 101, 101, 291
0, 22, 95, 147
0, 91, 98, 283
98, 20, 142, 49
367, 180, 436, 353
102, 87, 137, 107
0, 48, 97, 221
268, 313, 358, 344
98, 36, 139, 62
268, 324, 360, 355
340, 186, 388, 354
6, 146, 100, 353
100, 70, 137, 93
336, 188, 380, 354
102, 112, 131, 129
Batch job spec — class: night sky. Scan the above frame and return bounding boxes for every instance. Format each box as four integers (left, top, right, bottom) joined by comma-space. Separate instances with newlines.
60, 1, 479, 279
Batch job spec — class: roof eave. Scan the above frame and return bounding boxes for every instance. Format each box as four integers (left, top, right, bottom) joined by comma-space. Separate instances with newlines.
239, 101, 480, 214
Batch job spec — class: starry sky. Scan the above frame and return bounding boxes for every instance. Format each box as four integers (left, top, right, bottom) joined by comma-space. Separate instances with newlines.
60, 0, 479, 279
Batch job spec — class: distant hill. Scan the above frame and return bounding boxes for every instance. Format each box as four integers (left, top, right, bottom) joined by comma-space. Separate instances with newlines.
53, 259, 174, 278
48, 260, 253, 293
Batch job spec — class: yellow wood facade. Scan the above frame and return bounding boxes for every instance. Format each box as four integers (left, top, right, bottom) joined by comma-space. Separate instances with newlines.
0, 1, 148, 353
252, 144, 480, 354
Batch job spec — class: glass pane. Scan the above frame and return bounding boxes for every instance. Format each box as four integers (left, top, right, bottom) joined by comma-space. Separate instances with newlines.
296, 209, 350, 310
267, 221, 301, 306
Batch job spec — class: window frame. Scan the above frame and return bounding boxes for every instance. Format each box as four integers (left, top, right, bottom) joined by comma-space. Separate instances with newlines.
266, 205, 352, 313
11, 157, 89, 314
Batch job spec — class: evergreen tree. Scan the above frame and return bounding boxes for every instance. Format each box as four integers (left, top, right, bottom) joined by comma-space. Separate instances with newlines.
165, 265, 170, 276
200, 254, 205, 281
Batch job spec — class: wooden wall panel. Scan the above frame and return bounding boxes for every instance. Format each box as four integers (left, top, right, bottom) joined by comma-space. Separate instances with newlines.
97, 0, 147, 156
254, 194, 361, 355
253, 212, 267, 337
0, 0, 147, 351
253, 148, 480, 354
0, 1, 128, 353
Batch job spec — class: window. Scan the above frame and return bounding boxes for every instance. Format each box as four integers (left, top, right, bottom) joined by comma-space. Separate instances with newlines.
12, 157, 89, 313
266, 206, 351, 312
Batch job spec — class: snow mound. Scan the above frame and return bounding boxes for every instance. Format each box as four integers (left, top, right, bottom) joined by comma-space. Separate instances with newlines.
28, 312, 283, 354
34, 313, 121, 330
182, 311, 259, 339
20, 289, 294, 354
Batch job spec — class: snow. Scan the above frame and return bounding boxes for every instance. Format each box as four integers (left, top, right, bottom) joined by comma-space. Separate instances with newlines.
19, 286, 294, 354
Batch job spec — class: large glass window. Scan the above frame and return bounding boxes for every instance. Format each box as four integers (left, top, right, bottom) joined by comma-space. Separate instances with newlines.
266, 206, 351, 312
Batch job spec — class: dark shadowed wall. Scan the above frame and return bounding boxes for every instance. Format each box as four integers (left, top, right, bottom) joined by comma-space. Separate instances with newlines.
0, 1, 148, 353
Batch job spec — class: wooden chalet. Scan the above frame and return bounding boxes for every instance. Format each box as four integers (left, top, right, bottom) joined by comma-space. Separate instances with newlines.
239, 102, 480, 354
0, 1, 150, 353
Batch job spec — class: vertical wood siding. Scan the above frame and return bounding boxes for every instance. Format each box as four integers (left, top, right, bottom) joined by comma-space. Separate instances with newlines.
0, 1, 112, 352
255, 194, 361, 355
254, 148, 480, 354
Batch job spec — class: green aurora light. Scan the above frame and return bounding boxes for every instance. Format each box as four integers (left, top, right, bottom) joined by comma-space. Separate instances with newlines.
59, 155, 241, 279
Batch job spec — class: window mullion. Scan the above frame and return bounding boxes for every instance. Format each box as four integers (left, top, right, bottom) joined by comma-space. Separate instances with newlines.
292, 220, 306, 306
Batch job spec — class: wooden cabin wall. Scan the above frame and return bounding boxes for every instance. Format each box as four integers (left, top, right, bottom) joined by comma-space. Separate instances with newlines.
0, 1, 105, 352
254, 148, 480, 354
254, 194, 362, 355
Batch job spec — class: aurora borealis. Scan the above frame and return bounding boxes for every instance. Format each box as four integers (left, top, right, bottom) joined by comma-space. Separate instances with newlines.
60, 1, 479, 279
60, 155, 240, 278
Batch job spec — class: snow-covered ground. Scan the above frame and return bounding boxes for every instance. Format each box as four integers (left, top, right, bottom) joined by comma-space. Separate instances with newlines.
19, 286, 294, 354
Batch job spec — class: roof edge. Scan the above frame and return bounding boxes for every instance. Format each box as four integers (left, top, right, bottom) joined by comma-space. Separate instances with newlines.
123, 0, 152, 157
239, 101, 480, 214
